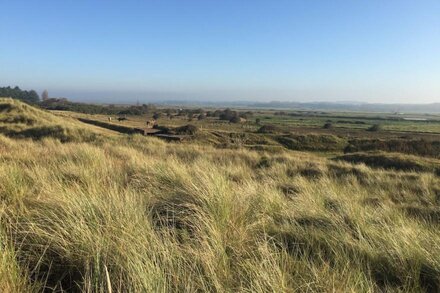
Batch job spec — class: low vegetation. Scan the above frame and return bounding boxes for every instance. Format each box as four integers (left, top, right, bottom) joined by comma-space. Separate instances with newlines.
345, 138, 440, 158
0, 99, 439, 292
367, 124, 382, 132
335, 151, 440, 173
276, 134, 347, 152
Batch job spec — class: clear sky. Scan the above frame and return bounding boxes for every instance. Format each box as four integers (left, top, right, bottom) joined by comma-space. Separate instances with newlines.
1, 0, 439, 103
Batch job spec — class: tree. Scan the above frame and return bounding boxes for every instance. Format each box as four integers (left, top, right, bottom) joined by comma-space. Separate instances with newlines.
0, 86, 39, 104
42, 89, 49, 101
27, 90, 40, 103
153, 112, 161, 120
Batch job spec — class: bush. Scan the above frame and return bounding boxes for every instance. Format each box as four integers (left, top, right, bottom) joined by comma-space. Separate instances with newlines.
219, 108, 237, 121
368, 124, 382, 132
323, 122, 333, 129
229, 116, 241, 123
174, 124, 198, 135
257, 124, 282, 133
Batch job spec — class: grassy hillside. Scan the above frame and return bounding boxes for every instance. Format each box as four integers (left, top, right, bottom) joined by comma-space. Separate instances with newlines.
0, 100, 439, 292
0, 98, 116, 142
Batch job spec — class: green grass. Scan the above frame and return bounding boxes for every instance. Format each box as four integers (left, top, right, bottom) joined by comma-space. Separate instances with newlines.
1, 99, 439, 292
255, 112, 440, 133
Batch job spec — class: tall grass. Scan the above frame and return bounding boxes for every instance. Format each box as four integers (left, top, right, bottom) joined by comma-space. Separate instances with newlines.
0, 132, 439, 292
0, 98, 113, 142
0, 99, 439, 292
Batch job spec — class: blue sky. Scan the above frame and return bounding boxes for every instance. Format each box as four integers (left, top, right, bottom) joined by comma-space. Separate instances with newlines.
1, 0, 439, 103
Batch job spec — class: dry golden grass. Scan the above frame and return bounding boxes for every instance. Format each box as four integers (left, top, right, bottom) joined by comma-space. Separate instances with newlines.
0, 100, 439, 292
0, 98, 118, 142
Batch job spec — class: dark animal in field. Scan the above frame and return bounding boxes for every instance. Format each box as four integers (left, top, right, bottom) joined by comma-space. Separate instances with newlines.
117, 117, 128, 121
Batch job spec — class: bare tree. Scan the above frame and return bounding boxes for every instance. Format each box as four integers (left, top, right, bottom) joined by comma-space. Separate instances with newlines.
42, 89, 49, 101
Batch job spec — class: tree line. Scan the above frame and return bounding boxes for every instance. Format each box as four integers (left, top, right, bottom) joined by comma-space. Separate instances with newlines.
40, 98, 157, 115
0, 86, 40, 104
1, 86, 253, 121
0, 85, 158, 115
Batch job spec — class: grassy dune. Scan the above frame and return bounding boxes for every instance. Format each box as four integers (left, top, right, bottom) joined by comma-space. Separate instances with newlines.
0, 99, 440, 292
0, 98, 117, 142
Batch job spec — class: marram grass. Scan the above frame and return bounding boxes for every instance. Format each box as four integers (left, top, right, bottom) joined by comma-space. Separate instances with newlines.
0, 99, 439, 292
0, 135, 439, 292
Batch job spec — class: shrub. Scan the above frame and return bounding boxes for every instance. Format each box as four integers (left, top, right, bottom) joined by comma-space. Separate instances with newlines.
367, 124, 382, 132
174, 124, 198, 135
323, 122, 333, 129
257, 124, 282, 133
229, 116, 241, 123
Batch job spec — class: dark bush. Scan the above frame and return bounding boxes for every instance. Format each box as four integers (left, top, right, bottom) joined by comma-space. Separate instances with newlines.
368, 124, 382, 132
219, 108, 236, 120
323, 122, 333, 129
229, 116, 241, 123
257, 124, 282, 133
174, 124, 198, 135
